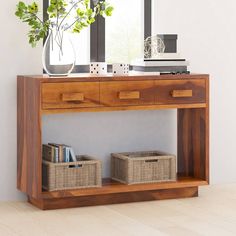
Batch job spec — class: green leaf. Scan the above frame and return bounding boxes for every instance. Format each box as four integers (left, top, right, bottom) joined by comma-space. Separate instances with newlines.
28, 2, 38, 14
18, 1, 27, 10
16, 0, 114, 46
86, 8, 93, 16
105, 6, 113, 16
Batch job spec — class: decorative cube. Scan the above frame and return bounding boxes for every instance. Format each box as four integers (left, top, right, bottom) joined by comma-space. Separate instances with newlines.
90, 62, 107, 75
112, 63, 129, 76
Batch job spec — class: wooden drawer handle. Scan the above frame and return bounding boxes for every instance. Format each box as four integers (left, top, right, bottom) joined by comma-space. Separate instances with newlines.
62, 93, 84, 102
119, 91, 140, 100
171, 90, 193, 98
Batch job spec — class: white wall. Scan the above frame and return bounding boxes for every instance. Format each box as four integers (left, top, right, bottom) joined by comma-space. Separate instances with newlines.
153, 0, 236, 183
0, 0, 235, 201
42, 111, 177, 178
0, 0, 42, 200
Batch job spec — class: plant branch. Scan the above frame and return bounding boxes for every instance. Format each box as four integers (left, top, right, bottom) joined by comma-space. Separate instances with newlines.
56, 1, 59, 28
63, 17, 80, 31
26, 11, 44, 25
58, 0, 83, 29
55, 1, 61, 49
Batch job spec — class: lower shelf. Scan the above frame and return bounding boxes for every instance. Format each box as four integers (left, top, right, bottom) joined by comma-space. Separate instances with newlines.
42, 176, 208, 199
28, 177, 208, 210
31, 186, 199, 210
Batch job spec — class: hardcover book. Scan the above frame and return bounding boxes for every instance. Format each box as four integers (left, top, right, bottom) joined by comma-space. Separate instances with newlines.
48, 143, 64, 163
42, 144, 59, 163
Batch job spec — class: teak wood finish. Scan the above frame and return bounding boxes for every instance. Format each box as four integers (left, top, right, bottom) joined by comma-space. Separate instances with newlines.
17, 73, 209, 210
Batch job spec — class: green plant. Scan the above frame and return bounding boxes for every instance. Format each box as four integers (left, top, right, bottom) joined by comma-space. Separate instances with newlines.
15, 0, 113, 47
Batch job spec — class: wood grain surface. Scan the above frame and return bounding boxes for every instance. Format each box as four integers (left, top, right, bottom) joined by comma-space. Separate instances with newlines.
155, 79, 206, 105
17, 73, 209, 210
17, 76, 42, 199
42, 177, 206, 199
42, 82, 100, 109
100, 80, 155, 106
171, 89, 193, 98
177, 78, 209, 182
30, 187, 198, 210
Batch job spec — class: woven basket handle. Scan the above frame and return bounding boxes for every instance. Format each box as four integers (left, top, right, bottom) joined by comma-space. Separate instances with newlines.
145, 159, 158, 163
68, 164, 83, 168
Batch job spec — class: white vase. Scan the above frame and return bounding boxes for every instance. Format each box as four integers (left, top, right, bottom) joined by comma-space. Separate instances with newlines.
42, 27, 76, 76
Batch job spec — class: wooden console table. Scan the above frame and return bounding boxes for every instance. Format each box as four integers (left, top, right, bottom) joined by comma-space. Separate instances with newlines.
17, 73, 209, 210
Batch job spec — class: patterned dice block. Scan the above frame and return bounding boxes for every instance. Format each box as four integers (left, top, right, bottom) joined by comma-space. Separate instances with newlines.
112, 63, 129, 76
90, 62, 107, 75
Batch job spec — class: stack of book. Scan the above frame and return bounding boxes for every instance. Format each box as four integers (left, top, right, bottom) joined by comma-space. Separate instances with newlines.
42, 143, 77, 163
131, 53, 189, 73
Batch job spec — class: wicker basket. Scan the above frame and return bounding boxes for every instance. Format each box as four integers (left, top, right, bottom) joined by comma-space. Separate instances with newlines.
42, 155, 102, 191
111, 151, 176, 185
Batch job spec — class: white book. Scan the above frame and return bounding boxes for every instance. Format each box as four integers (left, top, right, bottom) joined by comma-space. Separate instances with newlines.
131, 59, 189, 67
69, 147, 77, 162
64, 147, 70, 162
145, 53, 181, 60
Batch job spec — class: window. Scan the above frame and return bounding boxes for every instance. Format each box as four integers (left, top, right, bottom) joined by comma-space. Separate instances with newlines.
43, 0, 152, 72
105, 0, 144, 64
72, 27, 90, 65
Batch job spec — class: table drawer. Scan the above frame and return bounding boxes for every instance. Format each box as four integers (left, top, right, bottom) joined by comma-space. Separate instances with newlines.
154, 79, 206, 104
42, 82, 100, 109
100, 81, 155, 106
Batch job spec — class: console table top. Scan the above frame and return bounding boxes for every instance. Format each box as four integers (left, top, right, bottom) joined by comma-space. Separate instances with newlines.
18, 72, 209, 82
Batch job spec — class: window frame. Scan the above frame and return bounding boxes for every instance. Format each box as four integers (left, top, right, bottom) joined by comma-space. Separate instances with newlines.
43, 0, 152, 73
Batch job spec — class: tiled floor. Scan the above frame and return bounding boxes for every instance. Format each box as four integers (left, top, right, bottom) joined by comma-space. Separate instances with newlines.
1, 184, 236, 236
